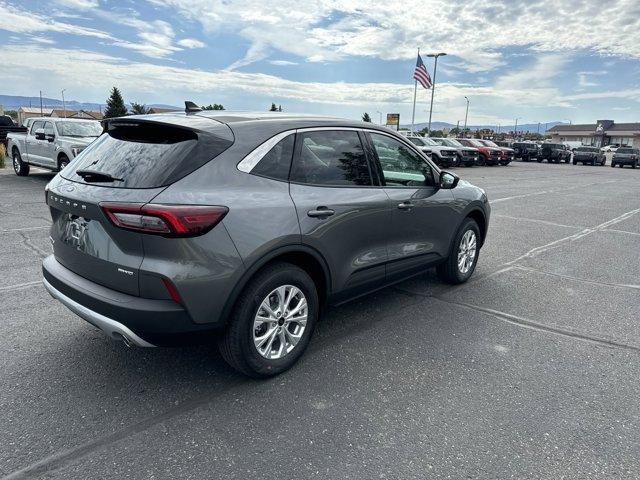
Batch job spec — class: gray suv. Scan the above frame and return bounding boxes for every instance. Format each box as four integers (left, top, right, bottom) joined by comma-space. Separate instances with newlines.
42, 108, 490, 377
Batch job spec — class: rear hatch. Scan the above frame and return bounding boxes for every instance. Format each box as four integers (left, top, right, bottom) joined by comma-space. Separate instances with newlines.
48, 117, 233, 295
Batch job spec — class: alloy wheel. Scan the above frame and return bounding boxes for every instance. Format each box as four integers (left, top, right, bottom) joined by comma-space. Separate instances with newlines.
457, 230, 477, 274
253, 285, 307, 360
13, 154, 20, 173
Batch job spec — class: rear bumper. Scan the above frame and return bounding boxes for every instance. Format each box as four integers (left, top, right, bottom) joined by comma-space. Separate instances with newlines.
42, 255, 219, 346
43, 277, 156, 347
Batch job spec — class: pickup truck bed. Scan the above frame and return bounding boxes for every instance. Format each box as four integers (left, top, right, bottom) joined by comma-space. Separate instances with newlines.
0, 116, 26, 147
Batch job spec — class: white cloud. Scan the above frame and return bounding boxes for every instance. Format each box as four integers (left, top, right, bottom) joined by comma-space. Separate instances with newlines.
270, 60, 298, 66
54, 0, 99, 9
0, 1, 111, 39
177, 38, 205, 49
149, 0, 640, 72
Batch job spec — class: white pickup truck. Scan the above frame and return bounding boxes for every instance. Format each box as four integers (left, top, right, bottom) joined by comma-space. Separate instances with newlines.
7, 117, 102, 176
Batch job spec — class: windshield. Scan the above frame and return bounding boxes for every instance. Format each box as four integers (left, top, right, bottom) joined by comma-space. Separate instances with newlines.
464, 139, 484, 147
480, 140, 499, 148
57, 121, 103, 137
408, 137, 425, 146
617, 148, 635, 154
576, 147, 599, 152
421, 137, 438, 146
443, 139, 463, 148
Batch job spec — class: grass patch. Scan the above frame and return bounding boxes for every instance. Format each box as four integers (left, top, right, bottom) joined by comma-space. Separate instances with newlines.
0, 144, 6, 169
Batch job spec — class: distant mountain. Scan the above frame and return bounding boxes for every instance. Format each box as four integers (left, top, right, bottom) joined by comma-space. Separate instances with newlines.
400, 121, 563, 134
0, 94, 178, 112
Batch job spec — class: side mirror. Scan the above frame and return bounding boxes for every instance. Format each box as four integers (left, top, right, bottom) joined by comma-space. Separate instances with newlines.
439, 170, 459, 189
46, 133, 55, 142
34, 129, 45, 140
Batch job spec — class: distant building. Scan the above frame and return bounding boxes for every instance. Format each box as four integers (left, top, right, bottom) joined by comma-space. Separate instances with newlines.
17, 107, 54, 125
547, 120, 640, 148
50, 109, 104, 120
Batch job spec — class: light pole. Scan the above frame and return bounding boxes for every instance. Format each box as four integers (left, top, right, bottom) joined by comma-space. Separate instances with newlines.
376, 110, 382, 125
514, 117, 521, 137
426, 52, 447, 135
537, 122, 540, 134
564, 119, 572, 125
463, 96, 469, 132
61, 89, 67, 118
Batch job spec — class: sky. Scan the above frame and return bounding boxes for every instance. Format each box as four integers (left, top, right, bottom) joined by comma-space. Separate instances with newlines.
1, 0, 639, 126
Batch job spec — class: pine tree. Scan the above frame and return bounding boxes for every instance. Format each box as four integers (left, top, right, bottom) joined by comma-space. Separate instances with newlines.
130, 102, 151, 115
202, 104, 225, 110
269, 103, 278, 112
104, 87, 127, 118
362, 112, 372, 123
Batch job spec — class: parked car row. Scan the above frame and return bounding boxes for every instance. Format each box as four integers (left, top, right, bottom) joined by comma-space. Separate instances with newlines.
405, 135, 514, 167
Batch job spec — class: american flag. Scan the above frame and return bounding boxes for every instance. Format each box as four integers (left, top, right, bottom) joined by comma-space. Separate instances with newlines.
413, 54, 432, 89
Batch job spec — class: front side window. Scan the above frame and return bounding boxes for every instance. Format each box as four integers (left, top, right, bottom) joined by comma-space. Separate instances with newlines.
252, 134, 294, 181
369, 133, 435, 187
43, 122, 55, 136
30, 121, 44, 135
290, 130, 371, 186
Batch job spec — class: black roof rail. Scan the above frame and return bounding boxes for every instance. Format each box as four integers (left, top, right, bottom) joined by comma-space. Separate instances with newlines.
185, 101, 202, 113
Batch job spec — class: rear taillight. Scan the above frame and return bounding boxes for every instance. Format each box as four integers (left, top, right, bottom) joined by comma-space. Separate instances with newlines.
100, 203, 228, 237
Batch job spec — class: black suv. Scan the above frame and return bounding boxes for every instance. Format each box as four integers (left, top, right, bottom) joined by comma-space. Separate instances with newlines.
42, 109, 491, 377
573, 146, 606, 166
611, 148, 639, 168
512, 142, 539, 161
538, 143, 571, 163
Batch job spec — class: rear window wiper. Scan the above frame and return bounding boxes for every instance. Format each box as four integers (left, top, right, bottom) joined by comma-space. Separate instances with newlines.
75, 169, 124, 183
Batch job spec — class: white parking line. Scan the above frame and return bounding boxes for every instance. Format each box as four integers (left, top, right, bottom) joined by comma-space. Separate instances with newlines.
504, 207, 640, 266
492, 214, 582, 230
0, 226, 50, 234
0, 280, 42, 292
513, 265, 640, 291
604, 228, 640, 237
491, 179, 617, 203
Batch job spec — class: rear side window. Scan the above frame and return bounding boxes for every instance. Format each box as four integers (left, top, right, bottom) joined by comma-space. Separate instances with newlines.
62, 121, 233, 189
252, 135, 294, 181
290, 130, 372, 186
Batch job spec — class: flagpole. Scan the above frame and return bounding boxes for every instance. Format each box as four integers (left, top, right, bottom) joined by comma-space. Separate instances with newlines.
411, 48, 419, 134
427, 52, 447, 135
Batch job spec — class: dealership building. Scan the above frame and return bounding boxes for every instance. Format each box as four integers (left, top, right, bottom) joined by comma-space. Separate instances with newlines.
547, 120, 640, 148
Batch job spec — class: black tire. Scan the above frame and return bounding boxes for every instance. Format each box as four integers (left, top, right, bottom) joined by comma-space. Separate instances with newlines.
572, 160, 577, 165
633, 162, 637, 169
58, 155, 70, 171
537, 158, 543, 163
611, 163, 615, 168
218, 262, 318, 378
477, 155, 486, 166
436, 218, 481, 285
12, 149, 29, 176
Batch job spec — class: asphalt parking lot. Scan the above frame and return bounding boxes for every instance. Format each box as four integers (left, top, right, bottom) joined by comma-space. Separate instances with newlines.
1, 161, 639, 479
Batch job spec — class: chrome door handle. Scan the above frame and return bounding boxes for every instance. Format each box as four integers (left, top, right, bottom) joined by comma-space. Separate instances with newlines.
397, 202, 413, 210
307, 207, 335, 218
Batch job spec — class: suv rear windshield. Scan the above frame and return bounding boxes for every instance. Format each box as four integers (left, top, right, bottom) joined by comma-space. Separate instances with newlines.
62, 121, 233, 188
576, 147, 599, 152
616, 148, 635, 154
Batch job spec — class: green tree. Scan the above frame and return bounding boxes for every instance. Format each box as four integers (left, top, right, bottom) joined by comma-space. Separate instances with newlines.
130, 102, 151, 115
202, 104, 225, 110
362, 112, 372, 123
269, 103, 278, 112
104, 87, 127, 118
